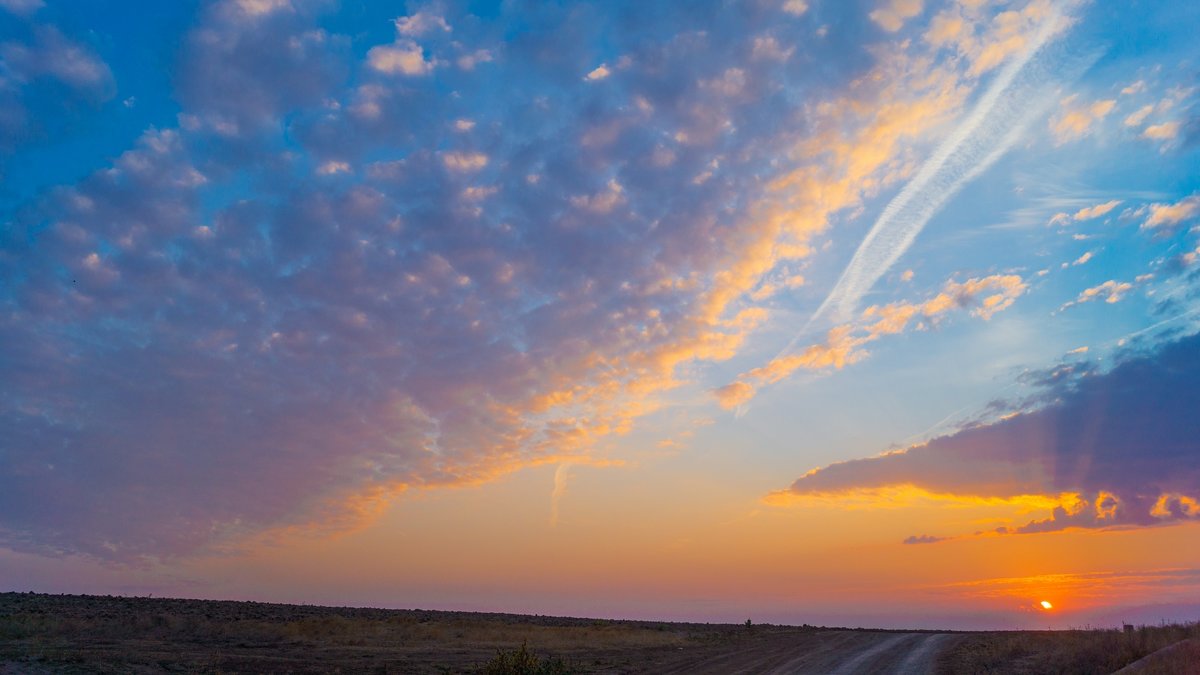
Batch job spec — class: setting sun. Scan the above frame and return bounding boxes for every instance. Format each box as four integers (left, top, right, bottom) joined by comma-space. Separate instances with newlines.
1041, 601, 1054, 610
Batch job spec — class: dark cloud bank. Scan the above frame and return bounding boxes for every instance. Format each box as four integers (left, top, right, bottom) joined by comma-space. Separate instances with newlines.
787, 333, 1200, 539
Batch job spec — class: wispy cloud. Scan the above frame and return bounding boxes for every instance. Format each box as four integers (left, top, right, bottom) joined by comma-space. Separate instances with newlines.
805, 5, 1070, 329
550, 463, 573, 527
719, 274, 1026, 409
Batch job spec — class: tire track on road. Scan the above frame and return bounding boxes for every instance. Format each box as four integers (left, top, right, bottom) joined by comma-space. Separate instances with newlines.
893, 633, 956, 674
829, 633, 920, 674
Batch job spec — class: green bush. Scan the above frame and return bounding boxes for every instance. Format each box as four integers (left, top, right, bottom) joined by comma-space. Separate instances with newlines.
478, 641, 573, 675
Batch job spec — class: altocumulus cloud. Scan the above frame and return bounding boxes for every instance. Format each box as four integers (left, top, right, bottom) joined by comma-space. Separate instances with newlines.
775, 333, 1200, 538
0, 2, 114, 154
0, 0, 1100, 563
0, 0, 901, 562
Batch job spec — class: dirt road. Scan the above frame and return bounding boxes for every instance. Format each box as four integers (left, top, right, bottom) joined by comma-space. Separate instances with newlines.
639, 630, 957, 674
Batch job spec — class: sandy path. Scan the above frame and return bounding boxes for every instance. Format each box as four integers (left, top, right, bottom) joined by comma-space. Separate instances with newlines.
891, 633, 954, 674
827, 632, 918, 673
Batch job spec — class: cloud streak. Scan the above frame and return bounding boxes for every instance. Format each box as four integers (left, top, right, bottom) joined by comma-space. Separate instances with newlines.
806, 4, 1069, 329
549, 463, 573, 528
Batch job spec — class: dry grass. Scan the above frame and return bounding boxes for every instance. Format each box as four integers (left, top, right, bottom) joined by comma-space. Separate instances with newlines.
1116, 638, 1200, 675
0, 592, 701, 673
7, 592, 1197, 674
271, 614, 687, 652
937, 622, 1200, 674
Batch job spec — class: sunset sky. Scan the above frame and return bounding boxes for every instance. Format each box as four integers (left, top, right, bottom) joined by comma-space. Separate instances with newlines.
3, 0, 1200, 630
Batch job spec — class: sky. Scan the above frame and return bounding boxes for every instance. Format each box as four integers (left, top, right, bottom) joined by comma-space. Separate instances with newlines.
2, 0, 1199, 631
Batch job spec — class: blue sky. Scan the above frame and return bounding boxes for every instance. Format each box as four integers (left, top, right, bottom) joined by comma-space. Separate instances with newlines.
2, 0, 1199, 628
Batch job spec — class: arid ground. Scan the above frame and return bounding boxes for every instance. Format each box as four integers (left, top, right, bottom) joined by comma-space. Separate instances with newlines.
1, 593, 1197, 674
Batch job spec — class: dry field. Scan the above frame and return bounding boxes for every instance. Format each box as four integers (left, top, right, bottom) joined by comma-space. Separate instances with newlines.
939, 624, 1200, 674
1, 592, 1197, 673
0, 592, 778, 673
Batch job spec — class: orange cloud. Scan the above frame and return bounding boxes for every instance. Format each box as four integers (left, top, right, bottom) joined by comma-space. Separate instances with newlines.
781, 0, 808, 17
1142, 194, 1199, 231
1062, 279, 1134, 309
870, 0, 923, 33
764, 484, 1066, 512
1051, 96, 1116, 144
293, 0, 1071, 550
716, 274, 1026, 408
1142, 121, 1180, 141
1048, 199, 1124, 227
1072, 199, 1122, 221
713, 381, 756, 409
924, 0, 1061, 77
748, 325, 869, 387
1123, 104, 1154, 127
919, 274, 1026, 320
367, 41, 435, 76
440, 151, 488, 172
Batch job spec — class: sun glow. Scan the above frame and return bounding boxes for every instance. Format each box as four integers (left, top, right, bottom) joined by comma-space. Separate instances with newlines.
1040, 600, 1053, 610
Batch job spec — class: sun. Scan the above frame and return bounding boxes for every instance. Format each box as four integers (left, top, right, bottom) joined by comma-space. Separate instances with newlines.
1040, 600, 1053, 610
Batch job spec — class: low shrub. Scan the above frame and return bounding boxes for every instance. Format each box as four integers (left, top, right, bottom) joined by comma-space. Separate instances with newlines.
478, 641, 574, 674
